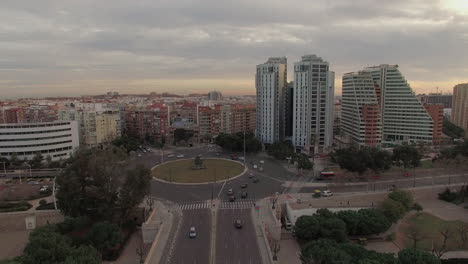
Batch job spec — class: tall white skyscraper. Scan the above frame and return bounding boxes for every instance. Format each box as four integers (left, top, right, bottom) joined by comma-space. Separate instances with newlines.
255, 57, 287, 144
292, 55, 335, 154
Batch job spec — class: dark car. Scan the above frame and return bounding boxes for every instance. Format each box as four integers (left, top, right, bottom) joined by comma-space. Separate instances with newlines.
241, 183, 248, 189
241, 192, 248, 198
234, 219, 242, 229
252, 178, 259, 183
229, 195, 236, 202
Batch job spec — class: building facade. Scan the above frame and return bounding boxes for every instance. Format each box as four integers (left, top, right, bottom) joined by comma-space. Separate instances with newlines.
341, 71, 382, 147
292, 55, 335, 154
256, 57, 287, 144
59, 109, 121, 147
207, 91, 223, 101
341, 64, 435, 146
452, 83, 468, 137
124, 104, 170, 142
0, 121, 79, 161
424, 104, 443, 145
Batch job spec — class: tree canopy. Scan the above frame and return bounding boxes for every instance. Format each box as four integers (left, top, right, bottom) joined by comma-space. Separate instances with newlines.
331, 147, 392, 175
392, 145, 422, 169
56, 146, 151, 223
215, 132, 261, 152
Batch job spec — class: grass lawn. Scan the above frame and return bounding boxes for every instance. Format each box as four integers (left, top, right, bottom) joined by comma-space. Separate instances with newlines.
398, 212, 468, 251
420, 159, 434, 169
152, 158, 245, 183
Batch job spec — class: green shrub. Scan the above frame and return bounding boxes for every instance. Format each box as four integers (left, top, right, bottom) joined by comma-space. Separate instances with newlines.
438, 188, 458, 202
0, 201, 32, 212
39, 199, 47, 206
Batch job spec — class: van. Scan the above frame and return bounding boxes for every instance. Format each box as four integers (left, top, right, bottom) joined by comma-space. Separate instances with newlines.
282, 216, 293, 230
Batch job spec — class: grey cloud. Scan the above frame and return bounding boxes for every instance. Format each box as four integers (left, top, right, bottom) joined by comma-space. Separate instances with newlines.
0, 0, 467, 97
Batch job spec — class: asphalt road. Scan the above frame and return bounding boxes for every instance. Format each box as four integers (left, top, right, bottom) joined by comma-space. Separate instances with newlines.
215, 209, 262, 264
170, 209, 212, 264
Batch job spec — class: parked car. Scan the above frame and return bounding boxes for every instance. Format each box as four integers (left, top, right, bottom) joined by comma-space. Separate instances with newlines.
241, 192, 248, 198
253, 164, 258, 169
167, 154, 175, 158
227, 188, 233, 195
234, 219, 243, 229
252, 178, 259, 183
230, 154, 237, 160
248, 172, 254, 178
322, 190, 333, 197
260, 160, 265, 164
39, 185, 50, 194
229, 196, 236, 202
240, 183, 248, 189
189, 226, 197, 238
176, 154, 184, 158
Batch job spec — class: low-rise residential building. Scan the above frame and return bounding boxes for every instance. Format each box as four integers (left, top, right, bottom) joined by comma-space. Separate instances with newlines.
124, 104, 170, 142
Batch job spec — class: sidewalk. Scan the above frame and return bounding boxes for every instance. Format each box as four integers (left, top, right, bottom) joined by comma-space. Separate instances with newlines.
144, 199, 180, 264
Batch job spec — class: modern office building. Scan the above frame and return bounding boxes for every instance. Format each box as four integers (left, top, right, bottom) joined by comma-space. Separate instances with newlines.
59, 109, 121, 148
292, 55, 335, 154
255, 57, 287, 144
341, 64, 435, 146
341, 71, 382, 147
0, 121, 79, 161
452, 83, 468, 137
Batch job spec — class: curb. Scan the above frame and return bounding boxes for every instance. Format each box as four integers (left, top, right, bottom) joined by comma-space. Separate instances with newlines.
151, 158, 248, 185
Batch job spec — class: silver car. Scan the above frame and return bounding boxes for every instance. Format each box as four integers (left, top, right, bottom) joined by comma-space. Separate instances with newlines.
189, 226, 197, 238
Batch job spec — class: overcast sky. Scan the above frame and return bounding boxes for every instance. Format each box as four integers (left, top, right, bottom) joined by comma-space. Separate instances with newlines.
1, 0, 467, 98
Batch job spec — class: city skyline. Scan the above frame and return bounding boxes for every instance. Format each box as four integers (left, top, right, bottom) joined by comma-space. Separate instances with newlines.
1, 0, 467, 98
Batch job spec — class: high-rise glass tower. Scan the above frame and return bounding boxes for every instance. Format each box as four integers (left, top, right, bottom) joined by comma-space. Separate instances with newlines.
292, 55, 335, 154
255, 57, 287, 144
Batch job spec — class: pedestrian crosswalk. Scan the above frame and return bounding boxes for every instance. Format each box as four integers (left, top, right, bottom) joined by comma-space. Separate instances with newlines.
178, 200, 212, 210
219, 199, 255, 209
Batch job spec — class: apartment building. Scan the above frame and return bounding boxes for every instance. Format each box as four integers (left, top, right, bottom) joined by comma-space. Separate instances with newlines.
452, 83, 468, 137
256, 57, 287, 144
124, 104, 170, 142
419, 93, 452, 109
341, 71, 382, 147
292, 55, 335, 154
59, 109, 121, 147
341, 64, 435, 146
197, 105, 221, 140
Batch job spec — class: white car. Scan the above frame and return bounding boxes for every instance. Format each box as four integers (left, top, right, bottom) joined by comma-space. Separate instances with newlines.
167, 154, 175, 158
259, 167, 264, 172
176, 154, 184, 158
189, 226, 197, 238
322, 190, 333, 197
137, 154, 142, 157
239, 157, 245, 161
253, 164, 258, 169
260, 160, 265, 164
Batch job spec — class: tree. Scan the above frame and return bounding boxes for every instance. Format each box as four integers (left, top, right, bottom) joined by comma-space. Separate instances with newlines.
112, 135, 140, 153
388, 189, 413, 210
398, 248, 440, 264
294, 210, 347, 243
295, 153, 313, 170
331, 147, 391, 176
64, 245, 100, 264
9, 153, 22, 167
433, 228, 453, 259
30, 152, 44, 169
392, 145, 422, 169
86, 221, 122, 253
215, 132, 261, 153
118, 165, 151, 223
457, 223, 468, 248
406, 228, 427, 248
357, 209, 391, 235
443, 118, 465, 139
267, 142, 295, 160
173, 128, 194, 144
381, 198, 406, 222
300, 239, 352, 264
46, 155, 52, 166
56, 147, 128, 220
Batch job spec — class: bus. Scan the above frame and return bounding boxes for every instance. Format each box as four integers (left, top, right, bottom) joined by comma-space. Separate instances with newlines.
319, 171, 335, 179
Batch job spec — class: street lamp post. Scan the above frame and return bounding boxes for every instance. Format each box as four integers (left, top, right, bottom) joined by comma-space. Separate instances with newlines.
0, 161, 6, 177
28, 164, 32, 178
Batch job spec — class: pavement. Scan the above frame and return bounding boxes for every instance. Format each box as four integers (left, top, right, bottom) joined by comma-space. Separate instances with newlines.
168, 209, 212, 264
216, 208, 262, 264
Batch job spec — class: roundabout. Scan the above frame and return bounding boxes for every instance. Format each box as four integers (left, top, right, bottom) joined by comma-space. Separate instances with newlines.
152, 158, 246, 184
